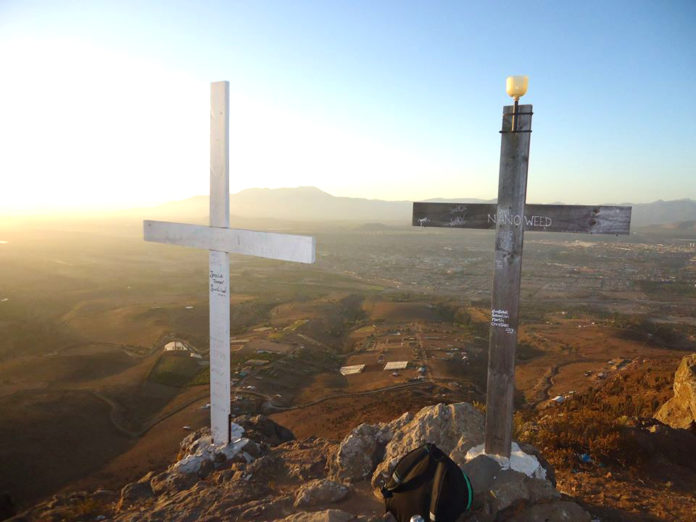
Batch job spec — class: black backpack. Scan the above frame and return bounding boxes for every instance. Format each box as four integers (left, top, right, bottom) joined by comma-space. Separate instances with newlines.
381, 443, 473, 522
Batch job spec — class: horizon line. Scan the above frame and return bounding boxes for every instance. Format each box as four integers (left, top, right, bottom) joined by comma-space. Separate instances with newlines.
1, 185, 694, 218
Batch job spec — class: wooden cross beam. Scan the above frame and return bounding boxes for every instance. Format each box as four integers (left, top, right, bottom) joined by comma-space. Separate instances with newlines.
413, 203, 630, 235
412, 104, 631, 458
144, 82, 315, 445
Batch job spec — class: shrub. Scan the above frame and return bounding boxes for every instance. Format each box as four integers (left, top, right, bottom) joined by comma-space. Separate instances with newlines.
525, 386, 647, 470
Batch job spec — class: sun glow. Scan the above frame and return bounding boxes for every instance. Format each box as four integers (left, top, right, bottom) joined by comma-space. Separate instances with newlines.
0, 38, 207, 213
0, 37, 468, 214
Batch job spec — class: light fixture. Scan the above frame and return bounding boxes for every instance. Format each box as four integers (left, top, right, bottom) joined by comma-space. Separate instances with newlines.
506, 75, 528, 101
506, 75, 528, 132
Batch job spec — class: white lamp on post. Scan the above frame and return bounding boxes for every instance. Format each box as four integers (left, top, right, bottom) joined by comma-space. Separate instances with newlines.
506, 75, 528, 132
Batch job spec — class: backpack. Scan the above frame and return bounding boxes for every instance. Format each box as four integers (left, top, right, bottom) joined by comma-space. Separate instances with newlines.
381, 443, 473, 522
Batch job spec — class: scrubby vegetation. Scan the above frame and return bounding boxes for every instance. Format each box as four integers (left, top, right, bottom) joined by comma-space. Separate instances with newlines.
229, 300, 277, 335
148, 353, 203, 387
520, 362, 677, 470
616, 317, 695, 350
523, 407, 643, 469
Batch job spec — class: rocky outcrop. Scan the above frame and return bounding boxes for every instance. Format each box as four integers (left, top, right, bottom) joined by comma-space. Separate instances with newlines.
328, 402, 588, 521
655, 353, 696, 430
116, 472, 154, 510
328, 423, 392, 483
9, 490, 118, 521
329, 403, 482, 486
11, 405, 592, 521
462, 455, 560, 513
174, 422, 250, 474
233, 414, 295, 446
465, 442, 551, 482
370, 402, 484, 491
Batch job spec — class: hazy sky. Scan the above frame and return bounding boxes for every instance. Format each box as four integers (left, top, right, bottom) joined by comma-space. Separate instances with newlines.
1, 1, 694, 213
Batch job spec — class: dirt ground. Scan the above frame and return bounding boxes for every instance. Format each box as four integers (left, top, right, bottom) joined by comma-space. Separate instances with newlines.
3, 292, 695, 521
0, 389, 131, 507
362, 299, 443, 322
515, 317, 685, 406
271, 385, 456, 441
66, 386, 210, 494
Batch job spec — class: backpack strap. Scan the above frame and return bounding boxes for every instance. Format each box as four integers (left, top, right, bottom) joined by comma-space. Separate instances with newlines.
462, 468, 473, 512
383, 443, 433, 493
428, 459, 447, 521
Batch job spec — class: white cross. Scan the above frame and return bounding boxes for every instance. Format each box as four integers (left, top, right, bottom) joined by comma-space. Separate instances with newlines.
144, 82, 316, 444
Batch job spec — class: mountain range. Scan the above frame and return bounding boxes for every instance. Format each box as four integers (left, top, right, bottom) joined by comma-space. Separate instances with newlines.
141, 186, 696, 231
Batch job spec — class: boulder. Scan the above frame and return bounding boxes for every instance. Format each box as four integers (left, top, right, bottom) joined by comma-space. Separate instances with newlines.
178, 427, 209, 458
198, 458, 215, 479
233, 414, 295, 446
243, 440, 264, 459
464, 442, 548, 481
247, 453, 285, 482
150, 471, 198, 496
329, 423, 391, 483
462, 446, 560, 517
486, 469, 530, 513
293, 479, 351, 508
117, 479, 153, 510
461, 455, 500, 495
524, 476, 561, 503
371, 403, 484, 491
655, 353, 696, 430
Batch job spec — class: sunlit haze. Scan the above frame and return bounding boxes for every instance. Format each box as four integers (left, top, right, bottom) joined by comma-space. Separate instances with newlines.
1, 1, 694, 213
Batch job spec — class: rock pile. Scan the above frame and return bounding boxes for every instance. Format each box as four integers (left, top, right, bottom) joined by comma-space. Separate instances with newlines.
460, 453, 588, 521
329, 402, 586, 521
328, 402, 484, 488
9, 404, 593, 521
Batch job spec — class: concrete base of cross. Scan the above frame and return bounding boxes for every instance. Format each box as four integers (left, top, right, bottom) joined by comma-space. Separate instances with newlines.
172, 422, 248, 475
465, 442, 547, 479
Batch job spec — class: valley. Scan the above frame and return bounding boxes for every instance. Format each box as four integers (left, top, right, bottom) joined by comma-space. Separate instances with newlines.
0, 216, 694, 520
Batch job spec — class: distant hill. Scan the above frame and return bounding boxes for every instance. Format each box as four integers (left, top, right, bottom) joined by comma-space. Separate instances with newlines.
230, 186, 410, 222
635, 220, 696, 238
142, 187, 696, 229
141, 187, 409, 224
627, 199, 696, 228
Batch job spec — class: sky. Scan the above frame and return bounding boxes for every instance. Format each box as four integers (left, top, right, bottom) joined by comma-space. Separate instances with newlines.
0, 0, 694, 213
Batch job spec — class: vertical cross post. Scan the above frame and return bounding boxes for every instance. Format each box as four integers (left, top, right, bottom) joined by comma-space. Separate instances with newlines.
144, 81, 315, 446
208, 81, 231, 444
484, 104, 533, 457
